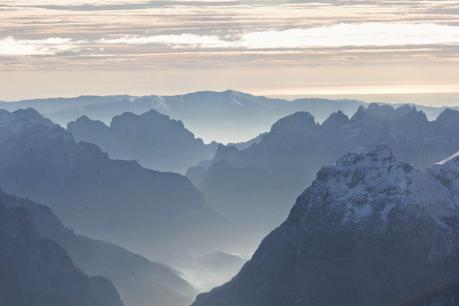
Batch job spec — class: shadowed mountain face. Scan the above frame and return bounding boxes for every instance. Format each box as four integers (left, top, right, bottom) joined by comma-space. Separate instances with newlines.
192, 146, 459, 306
0, 189, 196, 306
67, 110, 217, 174
0, 108, 230, 263
0, 198, 124, 306
193, 105, 459, 236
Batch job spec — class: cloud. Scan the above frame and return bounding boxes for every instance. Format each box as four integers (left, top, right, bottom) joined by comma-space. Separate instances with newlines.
0, 37, 79, 56
95, 22, 459, 50
238, 23, 459, 49
98, 33, 233, 48
3, 22, 459, 58
0, 0, 241, 11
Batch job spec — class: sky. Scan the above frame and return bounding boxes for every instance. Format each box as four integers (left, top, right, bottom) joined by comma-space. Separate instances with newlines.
1, 0, 459, 104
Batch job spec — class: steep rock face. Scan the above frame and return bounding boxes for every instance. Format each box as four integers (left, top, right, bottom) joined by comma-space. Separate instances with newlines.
0, 189, 197, 306
192, 146, 459, 306
0, 201, 124, 306
0, 109, 228, 262
196, 105, 459, 235
68, 110, 217, 174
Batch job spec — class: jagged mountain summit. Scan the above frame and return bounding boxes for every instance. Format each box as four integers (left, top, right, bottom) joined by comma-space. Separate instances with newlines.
192, 145, 459, 306
192, 104, 459, 237
0, 197, 124, 306
0, 188, 196, 306
67, 110, 217, 174
0, 108, 230, 263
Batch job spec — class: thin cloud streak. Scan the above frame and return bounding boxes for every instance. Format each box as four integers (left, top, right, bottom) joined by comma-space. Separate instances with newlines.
98, 33, 233, 48
238, 23, 459, 49
4, 22, 459, 57
95, 23, 459, 49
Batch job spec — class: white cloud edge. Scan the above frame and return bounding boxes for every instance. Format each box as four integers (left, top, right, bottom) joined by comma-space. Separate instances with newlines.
0, 37, 80, 55
2, 22, 459, 56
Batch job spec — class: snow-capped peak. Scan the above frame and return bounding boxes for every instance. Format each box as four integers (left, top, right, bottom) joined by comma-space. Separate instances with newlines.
300, 145, 413, 224
300, 145, 459, 227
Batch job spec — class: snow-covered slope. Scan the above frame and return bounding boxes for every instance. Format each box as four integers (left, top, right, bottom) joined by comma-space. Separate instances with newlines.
192, 146, 459, 306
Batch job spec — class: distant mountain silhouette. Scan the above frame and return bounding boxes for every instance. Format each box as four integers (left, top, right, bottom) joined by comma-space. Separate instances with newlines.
0, 188, 196, 306
0, 195, 124, 306
0, 91, 363, 143
2, 90, 456, 143
68, 110, 217, 173
0, 108, 230, 263
192, 104, 459, 237
192, 146, 459, 306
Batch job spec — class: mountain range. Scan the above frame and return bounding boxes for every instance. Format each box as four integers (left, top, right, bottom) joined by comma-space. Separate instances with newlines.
192, 145, 459, 306
2, 90, 456, 143
67, 110, 217, 174
190, 104, 459, 239
0, 108, 230, 263
2, 92, 459, 306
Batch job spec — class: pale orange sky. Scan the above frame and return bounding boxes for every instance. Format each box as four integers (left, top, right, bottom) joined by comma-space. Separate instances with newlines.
1, 0, 459, 104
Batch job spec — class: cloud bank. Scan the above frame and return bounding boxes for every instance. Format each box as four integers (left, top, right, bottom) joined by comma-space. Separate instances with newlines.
1, 0, 459, 100
94, 23, 459, 49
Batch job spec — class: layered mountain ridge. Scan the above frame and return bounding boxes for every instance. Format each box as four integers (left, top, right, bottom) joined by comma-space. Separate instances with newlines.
2, 90, 457, 143
0, 188, 196, 306
0, 198, 124, 306
0, 91, 384, 143
0, 108, 230, 263
193, 104, 459, 237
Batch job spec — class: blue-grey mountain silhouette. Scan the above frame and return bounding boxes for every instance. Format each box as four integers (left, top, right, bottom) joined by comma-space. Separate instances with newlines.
0, 108, 229, 263
0, 196, 124, 306
0, 188, 196, 306
1, 91, 456, 143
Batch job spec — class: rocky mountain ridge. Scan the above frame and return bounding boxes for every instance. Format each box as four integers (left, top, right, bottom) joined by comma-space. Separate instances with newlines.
191, 145, 459, 306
